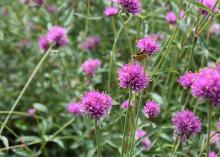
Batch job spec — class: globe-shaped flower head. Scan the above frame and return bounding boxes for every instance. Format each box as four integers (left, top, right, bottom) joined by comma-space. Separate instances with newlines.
135, 130, 146, 140
80, 35, 100, 51
143, 101, 160, 118
81, 91, 112, 120
209, 152, 218, 157
172, 110, 201, 142
119, 0, 141, 14
177, 71, 196, 88
81, 59, 101, 77
137, 37, 160, 55
210, 23, 220, 36
38, 35, 49, 50
191, 68, 220, 107
166, 11, 177, 25
118, 62, 150, 92
47, 26, 68, 47
121, 100, 135, 109
142, 137, 151, 150
104, 7, 119, 16
67, 102, 84, 116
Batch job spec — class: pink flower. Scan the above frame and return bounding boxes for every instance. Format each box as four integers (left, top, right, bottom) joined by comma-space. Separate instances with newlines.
104, 7, 119, 16
48, 5, 58, 13
121, 100, 135, 109
67, 102, 84, 116
137, 37, 160, 55
210, 23, 220, 36
135, 130, 146, 140
166, 11, 176, 25
118, 62, 150, 92
38, 35, 49, 50
81, 91, 112, 120
143, 101, 160, 118
142, 137, 151, 150
47, 26, 68, 47
81, 59, 101, 77
28, 108, 36, 116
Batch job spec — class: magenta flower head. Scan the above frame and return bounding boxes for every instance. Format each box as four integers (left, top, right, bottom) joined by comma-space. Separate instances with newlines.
143, 101, 160, 118
81, 59, 101, 77
104, 7, 119, 16
209, 152, 218, 157
177, 71, 196, 88
38, 35, 49, 50
166, 11, 177, 25
197, 0, 218, 15
191, 68, 220, 106
142, 137, 151, 150
48, 5, 58, 13
118, 62, 150, 92
172, 110, 201, 142
180, 10, 185, 19
81, 91, 112, 120
210, 131, 220, 145
210, 23, 220, 36
135, 130, 146, 140
47, 26, 68, 47
28, 108, 36, 117
217, 121, 220, 131
67, 102, 84, 116
137, 37, 160, 55
34, 0, 44, 7
119, 0, 141, 14
121, 100, 135, 109
80, 35, 100, 51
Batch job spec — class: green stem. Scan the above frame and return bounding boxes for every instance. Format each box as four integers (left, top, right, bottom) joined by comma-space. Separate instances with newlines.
121, 89, 132, 157
186, 36, 197, 71
207, 104, 212, 157
107, 15, 132, 92
39, 118, 75, 152
83, 0, 90, 39
151, 26, 178, 76
128, 60, 147, 156
119, 14, 134, 55
0, 45, 53, 135
95, 120, 102, 157
149, 121, 166, 156
172, 139, 180, 157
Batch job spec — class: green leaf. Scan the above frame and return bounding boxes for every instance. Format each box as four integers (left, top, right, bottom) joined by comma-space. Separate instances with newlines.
0, 136, 9, 150
33, 103, 48, 113
178, 19, 187, 32
171, 1, 179, 14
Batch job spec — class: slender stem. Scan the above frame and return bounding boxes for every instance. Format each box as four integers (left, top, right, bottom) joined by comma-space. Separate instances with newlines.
83, 0, 90, 39
183, 91, 190, 109
39, 118, 75, 152
95, 120, 102, 157
107, 15, 132, 92
0, 46, 53, 135
198, 132, 219, 157
128, 60, 147, 156
186, 36, 197, 71
121, 89, 132, 157
151, 26, 178, 76
207, 104, 211, 157
119, 14, 134, 55
172, 139, 180, 157
178, 90, 185, 110
149, 121, 166, 155
111, 17, 116, 39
